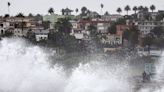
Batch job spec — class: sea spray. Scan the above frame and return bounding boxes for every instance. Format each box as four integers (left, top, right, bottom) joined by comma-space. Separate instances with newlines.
0, 38, 133, 92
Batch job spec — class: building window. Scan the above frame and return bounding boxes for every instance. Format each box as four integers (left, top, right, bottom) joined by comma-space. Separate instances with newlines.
10, 24, 14, 26
0, 24, 3, 27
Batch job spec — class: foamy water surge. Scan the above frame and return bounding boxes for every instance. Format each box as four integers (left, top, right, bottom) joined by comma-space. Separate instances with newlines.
138, 52, 164, 92
0, 38, 148, 92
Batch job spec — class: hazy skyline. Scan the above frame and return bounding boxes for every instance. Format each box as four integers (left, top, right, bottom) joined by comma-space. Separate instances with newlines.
0, 0, 164, 16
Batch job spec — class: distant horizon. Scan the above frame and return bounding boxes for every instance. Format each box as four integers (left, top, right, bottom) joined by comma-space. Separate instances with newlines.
0, 0, 164, 16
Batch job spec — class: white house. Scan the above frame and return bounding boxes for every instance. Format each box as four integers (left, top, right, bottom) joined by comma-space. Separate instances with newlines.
35, 30, 49, 41
69, 20, 79, 30
102, 14, 122, 22
137, 47, 162, 57
78, 19, 111, 33
90, 19, 111, 33
70, 29, 90, 40
138, 20, 164, 36
137, 11, 158, 21
150, 12, 158, 20
97, 22, 110, 33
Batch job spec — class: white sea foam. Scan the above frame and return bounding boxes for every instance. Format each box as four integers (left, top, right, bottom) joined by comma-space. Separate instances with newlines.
138, 52, 164, 92
0, 38, 133, 92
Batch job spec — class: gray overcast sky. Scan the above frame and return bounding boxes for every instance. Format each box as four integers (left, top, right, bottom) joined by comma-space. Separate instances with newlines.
0, 0, 164, 16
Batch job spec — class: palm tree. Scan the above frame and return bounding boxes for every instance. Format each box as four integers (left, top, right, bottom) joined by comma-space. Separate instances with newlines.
88, 25, 97, 36
35, 14, 43, 21
101, 3, 104, 9
15, 13, 25, 18
61, 8, 65, 15
150, 5, 156, 12
125, 5, 131, 15
81, 6, 87, 16
138, 6, 144, 12
48, 7, 54, 14
4, 14, 10, 18
15, 13, 25, 32
87, 10, 91, 16
7, 2, 11, 15
75, 8, 78, 14
100, 3, 104, 15
144, 7, 149, 12
28, 13, 34, 17
117, 7, 122, 14
133, 6, 138, 14
104, 11, 109, 15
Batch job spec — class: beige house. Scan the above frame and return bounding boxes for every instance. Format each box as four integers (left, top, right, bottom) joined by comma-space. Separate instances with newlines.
0, 21, 11, 35
13, 28, 29, 37
3, 17, 38, 37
